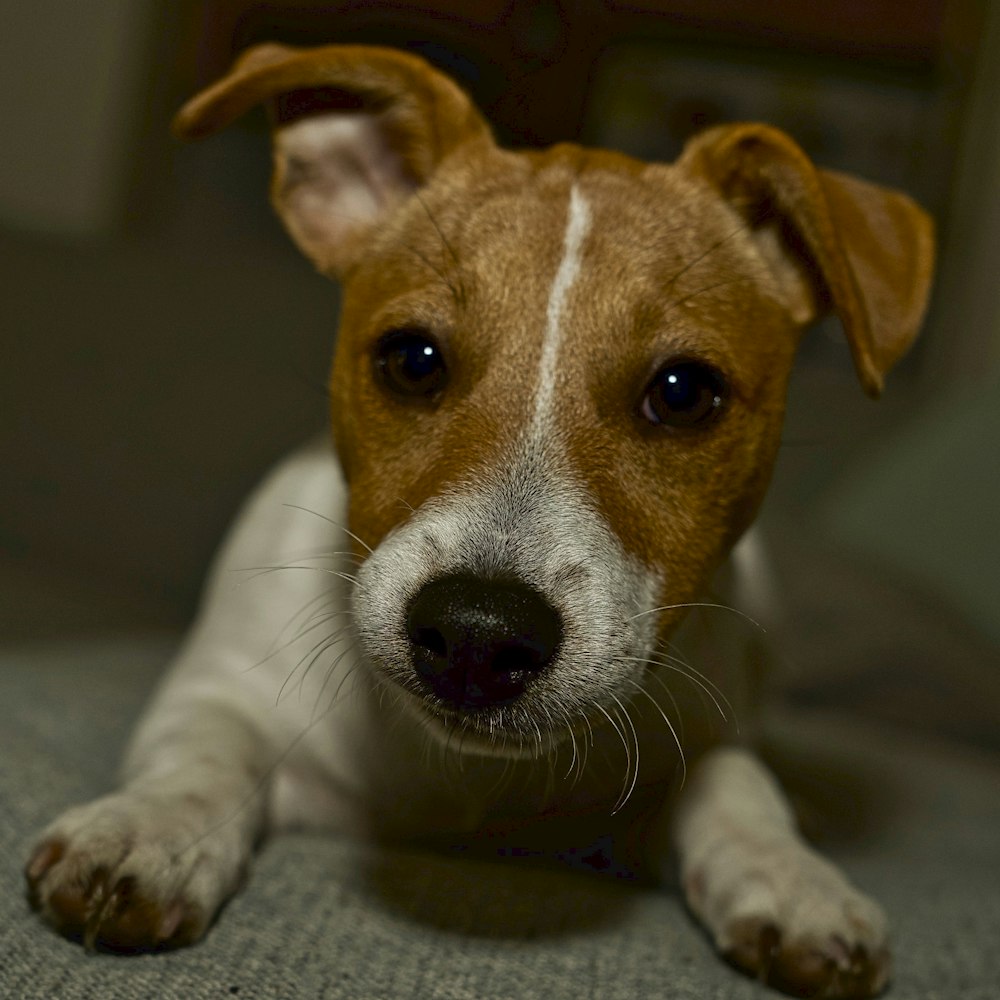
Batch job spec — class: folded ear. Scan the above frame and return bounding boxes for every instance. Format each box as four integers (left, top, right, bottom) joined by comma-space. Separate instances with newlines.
173, 43, 492, 274
678, 123, 935, 396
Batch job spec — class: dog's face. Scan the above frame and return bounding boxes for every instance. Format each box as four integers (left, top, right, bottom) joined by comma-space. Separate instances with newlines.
332, 149, 798, 743
175, 44, 933, 750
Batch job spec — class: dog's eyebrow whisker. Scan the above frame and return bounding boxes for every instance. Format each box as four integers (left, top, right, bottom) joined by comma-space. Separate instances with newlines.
415, 190, 460, 269
662, 276, 755, 318
664, 222, 749, 291
628, 601, 765, 633
280, 503, 374, 555
402, 239, 463, 304
414, 190, 468, 306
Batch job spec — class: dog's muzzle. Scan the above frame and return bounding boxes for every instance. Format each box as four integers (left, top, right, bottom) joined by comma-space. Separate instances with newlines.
405, 573, 562, 709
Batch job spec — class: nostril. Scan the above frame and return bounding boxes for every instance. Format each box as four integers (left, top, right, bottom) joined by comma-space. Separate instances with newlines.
492, 643, 543, 676
413, 625, 447, 660
405, 574, 562, 709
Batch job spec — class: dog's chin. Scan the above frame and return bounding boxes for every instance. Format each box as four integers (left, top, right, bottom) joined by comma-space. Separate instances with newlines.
387, 681, 575, 761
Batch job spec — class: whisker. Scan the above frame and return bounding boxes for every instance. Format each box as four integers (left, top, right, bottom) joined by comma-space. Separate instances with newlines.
609, 695, 641, 814
247, 587, 336, 669
402, 239, 463, 303
655, 642, 739, 731
657, 640, 734, 706
664, 222, 748, 291
662, 276, 754, 316
562, 707, 580, 781
250, 609, 353, 672
237, 565, 360, 586
594, 703, 630, 814
311, 642, 362, 725
625, 679, 687, 789
270, 549, 364, 566
415, 191, 467, 305
625, 653, 731, 723
275, 624, 352, 705
628, 601, 764, 633
281, 503, 373, 555
630, 664, 686, 745
416, 190, 460, 268
174, 643, 361, 860
296, 624, 358, 703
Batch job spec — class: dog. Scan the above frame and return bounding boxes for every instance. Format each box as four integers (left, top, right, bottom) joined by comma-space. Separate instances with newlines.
25, 43, 934, 999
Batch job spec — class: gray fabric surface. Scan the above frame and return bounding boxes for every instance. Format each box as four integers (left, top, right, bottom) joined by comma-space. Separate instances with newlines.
2, 636, 998, 999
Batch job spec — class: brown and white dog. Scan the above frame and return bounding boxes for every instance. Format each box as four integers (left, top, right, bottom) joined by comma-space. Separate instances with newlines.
25, 44, 934, 998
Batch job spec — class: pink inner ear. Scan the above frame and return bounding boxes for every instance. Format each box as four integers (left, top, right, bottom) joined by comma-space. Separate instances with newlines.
273, 108, 418, 270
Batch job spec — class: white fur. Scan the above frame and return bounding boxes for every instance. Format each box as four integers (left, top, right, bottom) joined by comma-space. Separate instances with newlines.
532, 185, 591, 430
670, 747, 889, 989
352, 443, 662, 753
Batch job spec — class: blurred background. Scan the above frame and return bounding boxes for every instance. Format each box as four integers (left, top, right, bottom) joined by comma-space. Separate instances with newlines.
2, 1, 998, 747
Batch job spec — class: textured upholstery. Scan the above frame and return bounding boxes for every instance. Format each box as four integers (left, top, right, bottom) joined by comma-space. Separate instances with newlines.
2, 635, 998, 999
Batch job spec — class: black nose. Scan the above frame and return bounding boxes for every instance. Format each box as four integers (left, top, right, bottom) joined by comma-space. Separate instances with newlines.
406, 574, 562, 709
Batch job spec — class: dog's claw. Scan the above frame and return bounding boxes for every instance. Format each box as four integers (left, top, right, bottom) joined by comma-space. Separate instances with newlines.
724, 917, 890, 999
24, 794, 237, 952
25, 839, 65, 884
34, 857, 201, 952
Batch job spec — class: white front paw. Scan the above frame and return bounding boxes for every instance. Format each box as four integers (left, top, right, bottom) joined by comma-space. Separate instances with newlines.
26, 792, 249, 951
685, 839, 889, 999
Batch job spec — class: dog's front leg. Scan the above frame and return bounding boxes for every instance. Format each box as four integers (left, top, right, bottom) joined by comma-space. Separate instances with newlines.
669, 746, 889, 999
25, 688, 271, 951
25, 442, 346, 950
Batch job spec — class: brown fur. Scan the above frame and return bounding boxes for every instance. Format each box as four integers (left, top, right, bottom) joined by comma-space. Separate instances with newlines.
174, 47, 933, 625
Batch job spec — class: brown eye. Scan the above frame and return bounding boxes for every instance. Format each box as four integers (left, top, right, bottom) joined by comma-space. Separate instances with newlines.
374, 328, 447, 399
641, 361, 727, 428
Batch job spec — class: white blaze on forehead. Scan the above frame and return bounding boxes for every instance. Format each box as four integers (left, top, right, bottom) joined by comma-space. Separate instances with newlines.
532, 185, 591, 428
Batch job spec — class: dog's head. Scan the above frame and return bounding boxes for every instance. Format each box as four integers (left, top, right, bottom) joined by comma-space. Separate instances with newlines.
176, 44, 934, 752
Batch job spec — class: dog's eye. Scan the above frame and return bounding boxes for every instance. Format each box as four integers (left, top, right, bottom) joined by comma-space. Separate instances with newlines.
374, 328, 447, 399
641, 361, 727, 428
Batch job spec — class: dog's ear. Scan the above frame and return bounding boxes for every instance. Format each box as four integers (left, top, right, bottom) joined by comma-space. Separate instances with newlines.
678, 123, 935, 396
173, 43, 492, 274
